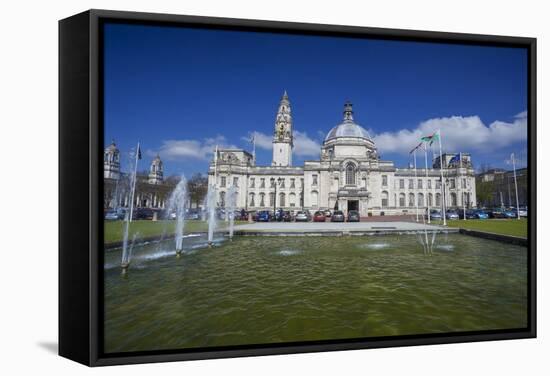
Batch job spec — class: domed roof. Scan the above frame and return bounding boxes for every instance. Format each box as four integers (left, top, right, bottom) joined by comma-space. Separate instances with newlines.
104, 140, 119, 153
151, 154, 162, 165
325, 102, 371, 142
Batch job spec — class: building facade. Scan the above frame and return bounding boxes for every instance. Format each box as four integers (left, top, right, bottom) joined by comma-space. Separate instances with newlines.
103, 141, 175, 211
476, 167, 528, 208
208, 93, 477, 217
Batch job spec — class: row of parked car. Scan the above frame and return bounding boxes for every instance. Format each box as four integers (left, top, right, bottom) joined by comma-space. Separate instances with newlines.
253, 209, 361, 222
428, 206, 528, 220
104, 207, 205, 221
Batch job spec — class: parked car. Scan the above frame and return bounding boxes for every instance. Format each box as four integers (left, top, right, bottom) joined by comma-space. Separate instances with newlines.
503, 209, 517, 219
331, 210, 345, 222
489, 208, 507, 219
347, 210, 360, 222
323, 209, 332, 218
445, 210, 459, 220
256, 210, 271, 222
185, 209, 201, 220
295, 211, 311, 222
135, 207, 155, 220
313, 211, 326, 222
518, 206, 528, 217
104, 208, 125, 220
428, 209, 442, 221
473, 209, 489, 219
282, 211, 293, 222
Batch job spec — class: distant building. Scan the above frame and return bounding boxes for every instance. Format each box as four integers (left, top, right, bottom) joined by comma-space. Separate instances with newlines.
103, 142, 175, 211
208, 92, 477, 216
476, 167, 528, 207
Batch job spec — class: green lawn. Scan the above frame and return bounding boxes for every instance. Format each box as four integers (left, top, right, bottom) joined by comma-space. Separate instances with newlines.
438, 219, 528, 238
104, 220, 245, 244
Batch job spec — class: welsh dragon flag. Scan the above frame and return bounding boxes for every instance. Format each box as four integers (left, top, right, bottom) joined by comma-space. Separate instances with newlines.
421, 131, 439, 145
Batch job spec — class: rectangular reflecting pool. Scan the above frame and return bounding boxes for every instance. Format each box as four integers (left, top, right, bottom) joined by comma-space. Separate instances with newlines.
103, 234, 527, 353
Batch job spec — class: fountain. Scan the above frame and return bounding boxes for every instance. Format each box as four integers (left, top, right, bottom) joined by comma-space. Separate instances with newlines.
206, 184, 218, 247
121, 231, 138, 275
120, 145, 140, 273
166, 175, 188, 256
227, 185, 237, 241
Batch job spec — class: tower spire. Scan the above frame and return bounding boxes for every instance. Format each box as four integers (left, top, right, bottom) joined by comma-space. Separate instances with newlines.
343, 101, 354, 122
272, 91, 294, 166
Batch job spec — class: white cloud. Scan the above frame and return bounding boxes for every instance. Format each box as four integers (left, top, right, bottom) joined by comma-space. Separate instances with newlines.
241, 131, 272, 150
293, 130, 321, 157
373, 112, 527, 156
243, 130, 321, 158
147, 135, 236, 161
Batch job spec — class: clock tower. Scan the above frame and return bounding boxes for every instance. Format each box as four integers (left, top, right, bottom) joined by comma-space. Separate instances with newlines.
272, 90, 293, 166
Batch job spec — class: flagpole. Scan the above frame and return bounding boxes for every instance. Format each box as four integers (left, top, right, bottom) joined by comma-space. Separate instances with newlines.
214, 144, 219, 184
438, 130, 447, 226
413, 149, 419, 222
512, 153, 520, 220
128, 141, 140, 223
460, 152, 466, 220
252, 134, 256, 165
424, 143, 430, 224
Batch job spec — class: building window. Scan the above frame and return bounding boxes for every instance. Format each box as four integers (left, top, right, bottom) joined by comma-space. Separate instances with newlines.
345, 163, 356, 185
289, 193, 296, 207
311, 190, 319, 207
279, 192, 285, 207
450, 179, 456, 189
233, 177, 239, 187
399, 193, 406, 207
418, 193, 424, 207
382, 175, 388, 187
418, 179, 423, 189
436, 180, 441, 189
259, 193, 265, 206
280, 179, 285, 188
249, 193, 255, 207
381, 191, 389, 207
219, 191, 226, 207
436, 193, 441, 206
408, 193, 415, 207
312, 174, 318, 186
270, 178, 275, 188
290, 178, 295, 188
399, 179, 405, 189
408, 179, 414, 189
462, 178, 467, 189
269, 192, 275, 206
428, 180, 432, 189
250, 178, 255, 188
260, 178, 265, 188
451, 192, 457, 206
220, 176, 226, 187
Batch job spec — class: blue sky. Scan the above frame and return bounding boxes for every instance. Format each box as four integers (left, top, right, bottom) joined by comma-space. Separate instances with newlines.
103, 22, 528, 176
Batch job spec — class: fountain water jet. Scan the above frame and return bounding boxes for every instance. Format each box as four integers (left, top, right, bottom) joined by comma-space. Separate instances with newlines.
227, 185, 237, 241
166, 175, 188, 256
206, 184, 218, 247
120, 145, 140, 273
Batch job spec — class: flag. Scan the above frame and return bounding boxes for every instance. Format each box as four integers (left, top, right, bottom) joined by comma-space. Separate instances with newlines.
409, 142, 423, 154
137, 144, 142, 160
421, 131, 440, 146
448, 153, 460, 165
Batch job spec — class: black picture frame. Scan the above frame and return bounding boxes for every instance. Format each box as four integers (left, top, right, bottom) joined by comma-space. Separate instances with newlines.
59, 9, 537, 366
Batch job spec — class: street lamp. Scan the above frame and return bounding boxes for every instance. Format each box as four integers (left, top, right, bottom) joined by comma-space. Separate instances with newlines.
273, 177, 282, 219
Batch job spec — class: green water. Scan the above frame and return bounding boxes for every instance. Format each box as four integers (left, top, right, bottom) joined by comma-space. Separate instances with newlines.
103, 234, 527, 353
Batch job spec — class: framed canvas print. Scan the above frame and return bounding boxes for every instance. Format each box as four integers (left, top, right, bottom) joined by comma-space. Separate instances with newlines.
59, 9, 536, 366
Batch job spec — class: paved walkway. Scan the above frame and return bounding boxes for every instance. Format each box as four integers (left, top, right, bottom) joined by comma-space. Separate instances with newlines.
232, 221, 456, 236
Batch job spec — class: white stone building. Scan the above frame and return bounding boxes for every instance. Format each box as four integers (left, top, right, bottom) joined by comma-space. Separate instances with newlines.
208, 92, 476, 217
